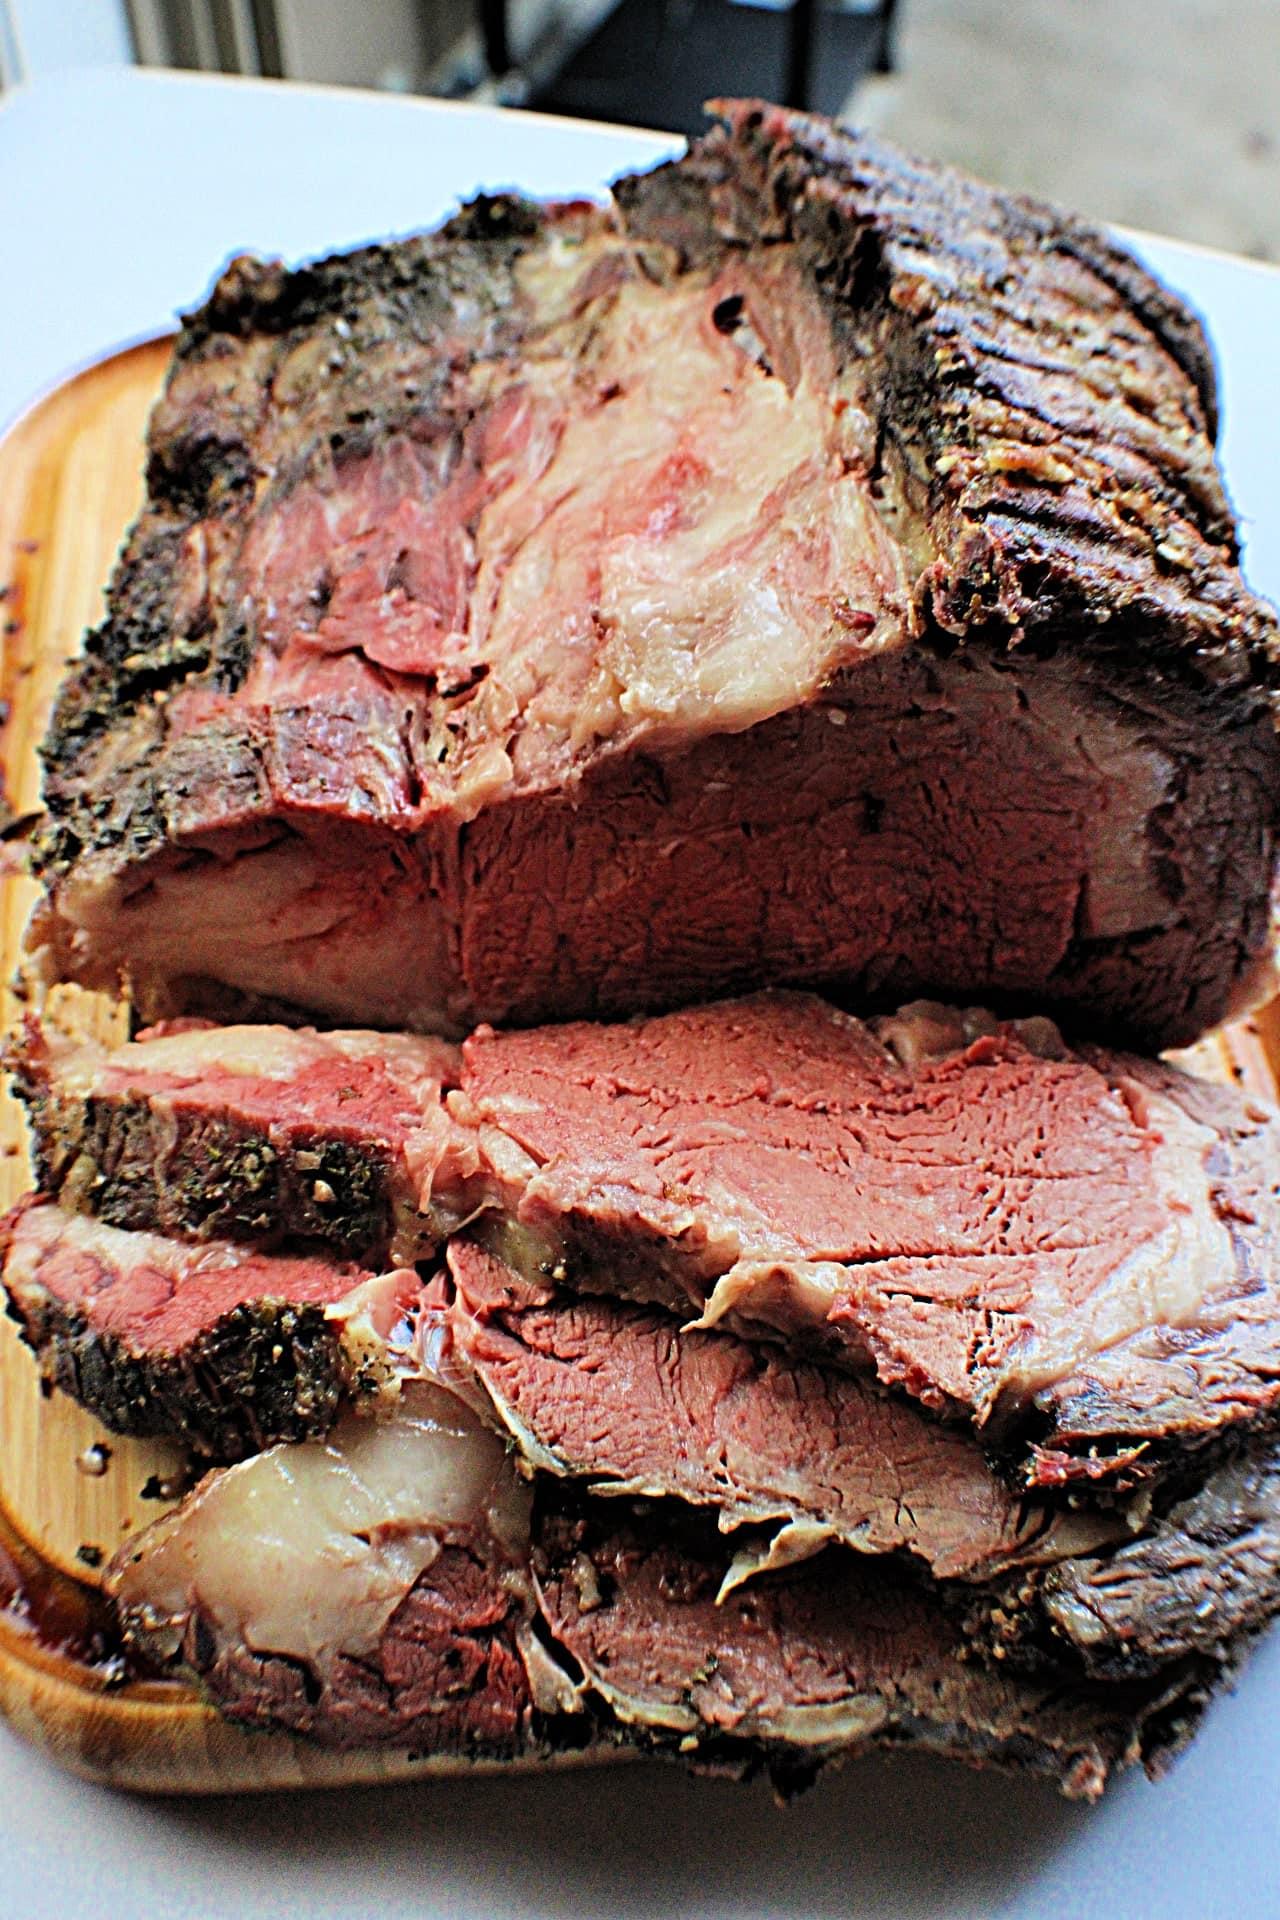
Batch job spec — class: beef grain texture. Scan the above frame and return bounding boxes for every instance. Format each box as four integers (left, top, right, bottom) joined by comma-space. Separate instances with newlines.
113, 1452, 1259, 1799
455, 994, 1280, 1479
443, 1237, 1121, 1583
31, 102, 1280, 1050
19, 995, 1280, 1481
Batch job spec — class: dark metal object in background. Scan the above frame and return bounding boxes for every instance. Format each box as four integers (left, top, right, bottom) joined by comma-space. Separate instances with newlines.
531, 0, 890, 138
479, 0, 511, 79
125, 0, 900, 140
248, 0, 283, 78
875, 0, 898, 73
783, 0, 815, 110
127, 0, 271, 75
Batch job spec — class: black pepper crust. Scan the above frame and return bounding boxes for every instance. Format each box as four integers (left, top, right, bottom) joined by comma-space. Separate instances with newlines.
10, 1038, 397, 1263
4, 1276, 345, 1461
37, 101, 1277, 863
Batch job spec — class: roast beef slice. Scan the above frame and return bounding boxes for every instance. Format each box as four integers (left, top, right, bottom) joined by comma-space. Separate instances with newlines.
455, 994, 1280, 1476
9, 1016, 458, 1264
443, 1237, 1120, 1584
19, 995, 1280, 1478
109, 1390, 1278, 1799
0, 1197, 420, 1457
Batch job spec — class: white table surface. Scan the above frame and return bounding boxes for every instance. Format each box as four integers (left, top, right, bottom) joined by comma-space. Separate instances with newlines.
1, 65, 1279, 1920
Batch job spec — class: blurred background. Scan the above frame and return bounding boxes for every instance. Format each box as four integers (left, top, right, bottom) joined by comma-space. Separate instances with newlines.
2, 0, 1277, 259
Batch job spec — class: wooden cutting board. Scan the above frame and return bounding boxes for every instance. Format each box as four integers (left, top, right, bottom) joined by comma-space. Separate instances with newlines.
0, 342, 1276, 1791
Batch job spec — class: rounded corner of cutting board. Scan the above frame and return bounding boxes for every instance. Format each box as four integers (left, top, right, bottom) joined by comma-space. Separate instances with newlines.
0, 1615, 595, 1794
1, 340, 1279, 1794
0, 1625, 255, 1794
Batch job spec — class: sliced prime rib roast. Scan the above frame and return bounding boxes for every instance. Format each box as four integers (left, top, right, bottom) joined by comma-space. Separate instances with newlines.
105, 1381, 1280, 1797
0, 1184, 1122, 1588
9, 1016, 458, 1264
11, 1012, 1280, 1658
12, 1006, 1280, 1794
0, 1197, 420, 1457
453, 994, 1280, 1481
14, 993, 1280, 1482
439, 1239, 1122, 1585
30, 103, 1280, 1050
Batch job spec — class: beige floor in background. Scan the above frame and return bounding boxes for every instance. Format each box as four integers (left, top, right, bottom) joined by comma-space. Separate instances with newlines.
845, 0, 1280, 261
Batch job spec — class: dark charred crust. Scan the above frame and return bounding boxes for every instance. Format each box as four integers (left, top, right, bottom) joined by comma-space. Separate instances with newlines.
0, 1188, 358, 1460
682, 102, 1273, 672
14, 1065, 395, 1263
8, 1284, 343, 1460
180, 210, 542, 349
1045, 218, 1220, 438
971, 1424, 1280, 1684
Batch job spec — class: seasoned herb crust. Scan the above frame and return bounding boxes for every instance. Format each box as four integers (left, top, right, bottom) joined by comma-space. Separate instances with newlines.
27, 103, 1279, 1048
11, 1283, 344, 1458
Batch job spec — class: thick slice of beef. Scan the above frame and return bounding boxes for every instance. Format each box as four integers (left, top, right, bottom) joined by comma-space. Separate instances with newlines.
108, 1388, 1275, 1798
994, 1435, 1280, 1681
1028, 1058, 1280, 1472
23, 996, 1280, 1480
455, 994, 1280, 1480
10, 1016, 460, 1263
0, 1197, 421, 1457
443, 1238, 1119, 1583
31, 103, 1279, 1050
530, 1504, 1210, 1799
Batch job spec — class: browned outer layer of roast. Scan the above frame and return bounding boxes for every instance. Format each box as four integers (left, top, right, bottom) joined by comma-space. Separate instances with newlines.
31, 106, 1280, 1049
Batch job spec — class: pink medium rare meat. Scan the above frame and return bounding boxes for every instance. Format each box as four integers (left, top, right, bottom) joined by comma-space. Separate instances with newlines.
452, 994, 1280, 1479
9, 1015, 461, 1263
441, 1237, 1120, 1583
13, 994, 1280, 1482
0, 1196, 420, 1457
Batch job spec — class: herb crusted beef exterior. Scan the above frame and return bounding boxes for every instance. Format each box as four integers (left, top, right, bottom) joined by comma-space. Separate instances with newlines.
10, 992, 1280, 1794
0, 1196, 420, 1457
29, 103, 1280, 1048
9, 1016, 458, 1264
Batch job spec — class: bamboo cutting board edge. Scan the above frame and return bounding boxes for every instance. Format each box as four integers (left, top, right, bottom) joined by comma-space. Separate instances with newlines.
0, 1606, 620, 1794
0, 342, 1277, 1794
